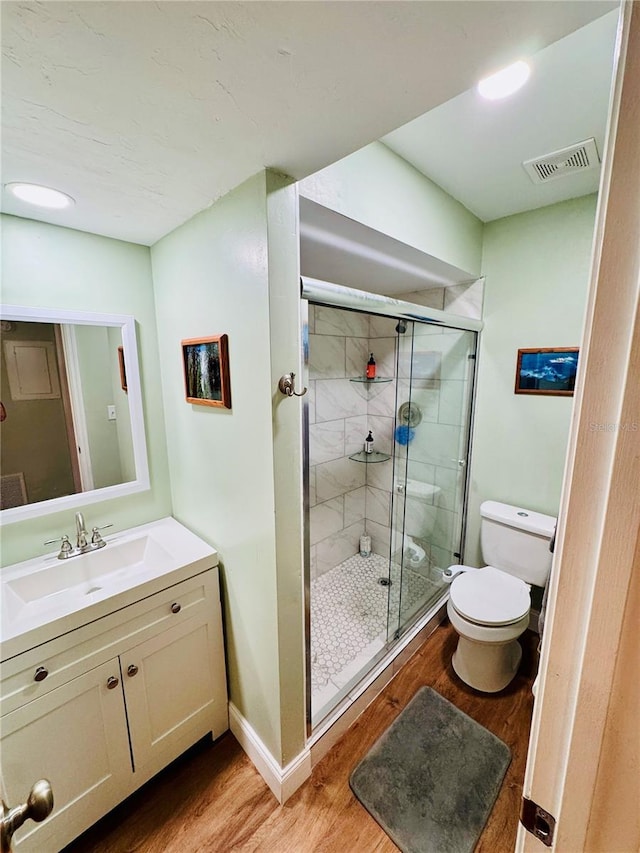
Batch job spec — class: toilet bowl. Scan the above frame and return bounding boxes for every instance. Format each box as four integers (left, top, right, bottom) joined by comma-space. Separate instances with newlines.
445, 500, 556, 693
446, 566, 531, 692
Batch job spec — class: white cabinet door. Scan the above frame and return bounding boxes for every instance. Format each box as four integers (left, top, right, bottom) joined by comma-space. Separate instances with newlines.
121, 616, 222, 781
1, 658, 132, 853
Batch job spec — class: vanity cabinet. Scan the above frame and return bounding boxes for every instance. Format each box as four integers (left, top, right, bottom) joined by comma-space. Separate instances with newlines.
0, 567, 227, 852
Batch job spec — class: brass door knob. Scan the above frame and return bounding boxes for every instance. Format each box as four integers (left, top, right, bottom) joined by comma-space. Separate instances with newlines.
1, 779, 54, 852
127, 664, 138, 677
34, 666, 48, 682
106, 676, 119, 689
170, 602, 181, 614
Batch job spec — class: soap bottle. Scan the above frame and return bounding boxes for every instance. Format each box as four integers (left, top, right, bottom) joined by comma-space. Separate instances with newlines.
366, 353, 376, 380
364, 430, 374, 454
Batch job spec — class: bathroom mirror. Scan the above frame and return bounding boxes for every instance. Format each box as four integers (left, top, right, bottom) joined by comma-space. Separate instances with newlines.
0, 304, 150, 523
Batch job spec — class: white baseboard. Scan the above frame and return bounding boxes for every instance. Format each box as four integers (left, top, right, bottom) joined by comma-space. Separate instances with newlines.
228, 702, 311, 804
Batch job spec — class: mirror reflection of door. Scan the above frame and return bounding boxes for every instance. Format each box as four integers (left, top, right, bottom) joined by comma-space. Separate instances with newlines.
1, 321, 82, 508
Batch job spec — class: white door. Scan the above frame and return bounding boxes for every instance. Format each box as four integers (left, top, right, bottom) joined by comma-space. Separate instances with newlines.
518, 4, 640, 851
1, 659, 132, 853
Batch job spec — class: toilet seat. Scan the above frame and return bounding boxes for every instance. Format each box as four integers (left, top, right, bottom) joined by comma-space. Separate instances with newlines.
450, 566, 530, 627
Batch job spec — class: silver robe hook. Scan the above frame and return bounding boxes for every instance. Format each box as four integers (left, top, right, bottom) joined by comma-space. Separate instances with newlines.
278, 372, 307, 398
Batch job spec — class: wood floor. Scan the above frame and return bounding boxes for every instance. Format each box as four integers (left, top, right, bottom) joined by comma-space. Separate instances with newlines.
64, 622, 538, 853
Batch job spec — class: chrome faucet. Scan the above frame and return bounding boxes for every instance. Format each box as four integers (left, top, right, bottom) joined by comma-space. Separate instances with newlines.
45, 514, 113, 560
75, 512, 89, 550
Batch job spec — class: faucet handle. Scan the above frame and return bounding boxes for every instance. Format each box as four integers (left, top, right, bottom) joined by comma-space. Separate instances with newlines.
91, 524, 113, 545
44, 535, 74, 559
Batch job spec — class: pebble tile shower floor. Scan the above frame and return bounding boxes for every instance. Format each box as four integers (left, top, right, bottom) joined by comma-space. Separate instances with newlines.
310, 553, 443, 717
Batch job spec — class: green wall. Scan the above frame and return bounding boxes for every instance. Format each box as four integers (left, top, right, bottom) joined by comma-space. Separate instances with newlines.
464, 195, 598, 565
266, 172, 307, 765
151, 173, 295, 764
299, 140, 484, 276
0, 214, 171, 566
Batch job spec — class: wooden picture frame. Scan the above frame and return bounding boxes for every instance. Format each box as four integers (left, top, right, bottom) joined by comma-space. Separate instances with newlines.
181, 334, 231, 408
117, 345, 127, 393
515, 347, 579, 396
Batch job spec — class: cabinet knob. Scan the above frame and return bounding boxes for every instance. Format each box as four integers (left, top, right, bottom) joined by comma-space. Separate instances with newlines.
170, 602, 181, 614
106, 676, 119, 690
127, 664, 139, 677
34, 666, 48, 682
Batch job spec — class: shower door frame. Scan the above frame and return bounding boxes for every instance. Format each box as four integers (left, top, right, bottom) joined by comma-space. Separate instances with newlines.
301, 276, 483, 734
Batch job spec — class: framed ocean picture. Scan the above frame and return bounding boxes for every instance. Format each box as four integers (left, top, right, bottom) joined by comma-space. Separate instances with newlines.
515, 347, 579, 396
182, 334, 231, 408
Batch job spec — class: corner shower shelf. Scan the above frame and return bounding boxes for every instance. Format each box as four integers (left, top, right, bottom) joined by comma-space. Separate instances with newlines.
349, 376, 393, 384
349, 450, 391, 464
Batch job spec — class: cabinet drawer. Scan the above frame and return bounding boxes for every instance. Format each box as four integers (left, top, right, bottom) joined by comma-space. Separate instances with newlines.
0, 569, 217, 716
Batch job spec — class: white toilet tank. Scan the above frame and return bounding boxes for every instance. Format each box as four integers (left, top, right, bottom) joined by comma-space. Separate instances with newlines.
480, 500, 556, 586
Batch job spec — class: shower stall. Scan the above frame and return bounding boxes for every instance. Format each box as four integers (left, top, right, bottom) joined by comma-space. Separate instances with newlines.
303, 279, 480, 729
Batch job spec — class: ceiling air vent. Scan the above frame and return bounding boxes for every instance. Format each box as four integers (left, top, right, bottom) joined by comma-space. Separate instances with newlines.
523, 138, 600, 185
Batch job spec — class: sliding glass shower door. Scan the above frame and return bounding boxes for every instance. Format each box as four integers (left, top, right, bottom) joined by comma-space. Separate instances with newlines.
304, 287, 479, 730
387, 321, 477, 642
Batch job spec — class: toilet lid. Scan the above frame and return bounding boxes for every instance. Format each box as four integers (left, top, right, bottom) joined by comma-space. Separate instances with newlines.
450, 567, 530, 626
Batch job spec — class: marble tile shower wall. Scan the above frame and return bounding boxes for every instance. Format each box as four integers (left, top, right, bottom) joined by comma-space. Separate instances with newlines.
308, 305, 398, 579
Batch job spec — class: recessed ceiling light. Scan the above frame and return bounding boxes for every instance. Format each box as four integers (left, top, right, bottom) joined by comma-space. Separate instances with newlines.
6, 182, 75, 209
477, 60, 531, 101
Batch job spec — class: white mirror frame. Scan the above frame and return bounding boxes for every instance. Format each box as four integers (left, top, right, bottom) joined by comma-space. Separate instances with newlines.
0, 304, 150, 524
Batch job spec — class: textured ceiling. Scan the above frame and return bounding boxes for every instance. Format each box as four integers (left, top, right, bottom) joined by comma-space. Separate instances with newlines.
1, 1, 617, 245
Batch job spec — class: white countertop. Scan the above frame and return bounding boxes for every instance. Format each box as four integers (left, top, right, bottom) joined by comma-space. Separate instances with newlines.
0, 517, 218, 661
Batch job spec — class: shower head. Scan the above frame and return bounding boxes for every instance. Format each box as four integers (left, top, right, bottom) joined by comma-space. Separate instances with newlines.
396, 320, 408, 334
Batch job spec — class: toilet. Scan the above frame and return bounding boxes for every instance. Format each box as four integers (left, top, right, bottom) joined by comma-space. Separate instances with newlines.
445, 500, 556, 693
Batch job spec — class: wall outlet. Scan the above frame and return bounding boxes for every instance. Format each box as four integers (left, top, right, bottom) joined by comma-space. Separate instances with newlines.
107, 405, 117, 421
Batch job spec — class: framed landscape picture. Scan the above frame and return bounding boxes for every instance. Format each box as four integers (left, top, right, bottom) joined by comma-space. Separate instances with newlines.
515, 347, 579, 396
182, 334, 231, 408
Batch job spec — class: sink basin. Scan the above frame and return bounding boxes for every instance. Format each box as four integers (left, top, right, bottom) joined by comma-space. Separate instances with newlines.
7, 535, 175, 604
0, 517, 218, 658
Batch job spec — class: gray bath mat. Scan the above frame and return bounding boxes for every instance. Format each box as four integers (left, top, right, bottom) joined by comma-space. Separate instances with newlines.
350, 687, 511, 853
